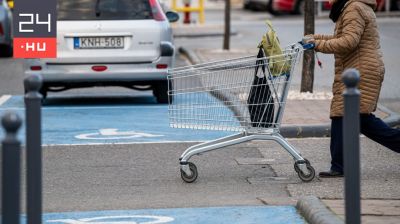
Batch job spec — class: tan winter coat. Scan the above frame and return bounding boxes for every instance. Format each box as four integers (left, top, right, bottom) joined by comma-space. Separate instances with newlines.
313, 0, 384, 117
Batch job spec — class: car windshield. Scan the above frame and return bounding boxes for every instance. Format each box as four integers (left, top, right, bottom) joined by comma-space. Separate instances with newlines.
57, 0, 153, 21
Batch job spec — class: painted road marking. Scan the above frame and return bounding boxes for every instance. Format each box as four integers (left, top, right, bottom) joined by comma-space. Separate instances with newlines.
36, 206, 305, 224
47, 215, 174, 224
0, 95, 11, 106
0, 96, 234, 145
75, 129, 164, 140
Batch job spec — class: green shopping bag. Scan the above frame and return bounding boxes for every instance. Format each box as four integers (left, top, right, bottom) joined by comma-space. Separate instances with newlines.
258, 20, 291, 76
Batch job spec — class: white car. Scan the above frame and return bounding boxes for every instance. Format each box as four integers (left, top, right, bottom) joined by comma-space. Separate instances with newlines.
0, 0, 13, 57
25, 0, 179, 103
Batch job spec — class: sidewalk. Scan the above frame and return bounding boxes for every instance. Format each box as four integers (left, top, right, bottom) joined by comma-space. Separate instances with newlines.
179, 47, 400, 224
172, 24, 238, 38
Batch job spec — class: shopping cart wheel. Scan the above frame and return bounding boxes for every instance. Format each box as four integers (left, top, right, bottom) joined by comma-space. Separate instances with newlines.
180, 162, 198, 183
294, 159, 310, 173
294, 160, 315, 182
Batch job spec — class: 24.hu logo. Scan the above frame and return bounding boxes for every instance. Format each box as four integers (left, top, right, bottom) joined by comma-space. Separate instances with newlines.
13, 0, 57, 58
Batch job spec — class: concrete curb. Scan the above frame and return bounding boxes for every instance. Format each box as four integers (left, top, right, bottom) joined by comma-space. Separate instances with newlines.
378, 104, 400, 127
178, 46, 400, 138
174, 30, 238, 38
280, 124, 331, 138
173, 27, 238, 38
179, 46, 202, 64
296, 196, 344, 224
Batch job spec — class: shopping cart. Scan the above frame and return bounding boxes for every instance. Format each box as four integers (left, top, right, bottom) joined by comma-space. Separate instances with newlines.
168, 42, 316, 183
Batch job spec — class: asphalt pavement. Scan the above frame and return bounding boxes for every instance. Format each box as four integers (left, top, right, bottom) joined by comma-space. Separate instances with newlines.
1, 3, 400, 224
170, 8, 400, 223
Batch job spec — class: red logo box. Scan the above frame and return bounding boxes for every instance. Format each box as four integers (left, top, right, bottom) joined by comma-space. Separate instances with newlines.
14, 37, 57, 58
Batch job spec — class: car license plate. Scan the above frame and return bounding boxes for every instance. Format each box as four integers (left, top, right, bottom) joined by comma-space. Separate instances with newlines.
74, 37, 124, 49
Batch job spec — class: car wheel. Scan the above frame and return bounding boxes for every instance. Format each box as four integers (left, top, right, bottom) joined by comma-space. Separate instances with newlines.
0, 45, 13, 57
294, 0, 305, 15
392, 0, 400, 10
40, 87, 48, 100
267, 0, 277, 15
153, 81, 170, 104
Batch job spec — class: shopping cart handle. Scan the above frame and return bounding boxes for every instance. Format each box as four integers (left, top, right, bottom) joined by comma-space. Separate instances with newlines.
301, 43, 315, 50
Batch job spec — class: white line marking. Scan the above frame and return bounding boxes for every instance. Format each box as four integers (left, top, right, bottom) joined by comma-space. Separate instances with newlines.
42, 140, 203, 147
0, 95, 11, 106
75, 129, 164, 140
0, 106, 167, 111
46, 106, 167, 110
48, 215, 174, 224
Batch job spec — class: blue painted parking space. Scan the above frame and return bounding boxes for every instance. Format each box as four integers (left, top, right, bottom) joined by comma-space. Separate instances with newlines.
0, 95, 234, 145
32, 206, 305, 223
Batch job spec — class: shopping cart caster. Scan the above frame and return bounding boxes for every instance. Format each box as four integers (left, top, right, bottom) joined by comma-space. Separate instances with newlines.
180, 162, 198, 183
294, 159, 315, 182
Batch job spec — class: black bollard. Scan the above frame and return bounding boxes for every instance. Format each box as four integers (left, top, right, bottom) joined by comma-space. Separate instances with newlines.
1, 111, 22, 224
24, 74, 43, 224
342, 69, 361, 224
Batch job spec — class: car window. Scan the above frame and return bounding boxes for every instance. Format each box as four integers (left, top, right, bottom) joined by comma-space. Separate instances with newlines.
57, 0, 153, 21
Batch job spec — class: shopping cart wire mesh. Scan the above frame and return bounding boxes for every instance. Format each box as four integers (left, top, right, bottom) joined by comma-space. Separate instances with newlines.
168, 44, 301, 133
169, 43, 316, 183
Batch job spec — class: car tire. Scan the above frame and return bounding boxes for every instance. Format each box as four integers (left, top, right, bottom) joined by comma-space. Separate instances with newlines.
294, 0, 305, 15
40, 87, 48, 100
392, 0, 400, 10
267, 1, 280, 15
153, 81, 170, 104
0, 45, 13, 57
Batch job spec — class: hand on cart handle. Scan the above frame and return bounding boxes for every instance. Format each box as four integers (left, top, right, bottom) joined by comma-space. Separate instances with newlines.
301, 35, 316, 50
302, 43, 315, 50
300, 36, 322, 69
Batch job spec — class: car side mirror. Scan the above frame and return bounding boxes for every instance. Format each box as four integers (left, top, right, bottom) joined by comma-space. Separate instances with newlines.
166, 11, 179, 23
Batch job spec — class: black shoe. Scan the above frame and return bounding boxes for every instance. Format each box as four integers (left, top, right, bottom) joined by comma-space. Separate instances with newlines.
319, 170, 343, 178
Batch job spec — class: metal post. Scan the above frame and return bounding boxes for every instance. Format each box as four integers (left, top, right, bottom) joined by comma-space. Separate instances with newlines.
1, 111, 22, 224
223, 0, 231, 50
24, 74, 43, 224
198, 0, 205, 24
301, 0, 315, 93
342, 69, 361, 224
183, 0, 191, 24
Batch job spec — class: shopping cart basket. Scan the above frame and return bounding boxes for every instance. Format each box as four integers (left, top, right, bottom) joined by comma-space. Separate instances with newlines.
168, 42, 316, 183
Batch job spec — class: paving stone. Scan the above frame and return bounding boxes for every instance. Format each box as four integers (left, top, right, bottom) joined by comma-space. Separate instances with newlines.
323, 199, 400, 216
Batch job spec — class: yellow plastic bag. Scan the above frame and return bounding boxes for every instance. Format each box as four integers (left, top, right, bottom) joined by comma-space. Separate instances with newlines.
258, 20, 290, 76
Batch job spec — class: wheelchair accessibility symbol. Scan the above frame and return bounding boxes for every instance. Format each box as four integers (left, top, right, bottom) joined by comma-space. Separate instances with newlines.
47, 215, 174, 224
75, 129, 164, 140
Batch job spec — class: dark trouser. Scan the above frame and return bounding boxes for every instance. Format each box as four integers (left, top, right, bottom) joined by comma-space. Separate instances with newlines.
330, 114, 400, 173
